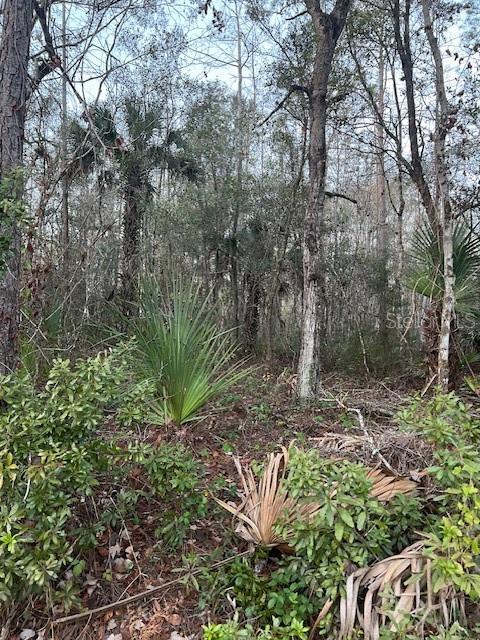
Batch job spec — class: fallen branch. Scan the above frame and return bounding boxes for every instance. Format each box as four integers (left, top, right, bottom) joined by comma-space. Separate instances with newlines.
51, 550, 251, 626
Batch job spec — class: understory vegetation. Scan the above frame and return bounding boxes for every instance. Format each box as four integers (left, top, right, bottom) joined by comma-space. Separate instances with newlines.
2, 317, 480, 638
2, 0, 480, 638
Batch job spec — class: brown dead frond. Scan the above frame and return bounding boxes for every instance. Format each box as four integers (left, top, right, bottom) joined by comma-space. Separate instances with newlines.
313, 430, 435, 478
339, 541, 458, 640
366, 468, 417, 503
215, 448, 322, 548
215, 448, 417, 549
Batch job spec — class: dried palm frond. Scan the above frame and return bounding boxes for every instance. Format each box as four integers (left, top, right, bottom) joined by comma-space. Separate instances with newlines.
215, 448, 323, 548
215, 449, 417, 549
366, 468, 417, 503
339, 541, 458, 640
312, 430, 434, 478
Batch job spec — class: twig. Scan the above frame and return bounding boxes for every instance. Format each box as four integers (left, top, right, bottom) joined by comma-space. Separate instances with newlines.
323, 392, 398, 475
51, 550, 251, 626
325, 190, 358, 204
421, 374, 437, 397
286, 9, 308, 20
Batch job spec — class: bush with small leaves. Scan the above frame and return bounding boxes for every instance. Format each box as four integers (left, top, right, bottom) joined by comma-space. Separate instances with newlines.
0, 352, 135, 605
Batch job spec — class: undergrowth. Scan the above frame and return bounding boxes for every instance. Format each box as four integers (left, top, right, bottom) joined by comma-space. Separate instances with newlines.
2, 344, 480, 640
195, 392, 480, 640
0, 350, 208, 617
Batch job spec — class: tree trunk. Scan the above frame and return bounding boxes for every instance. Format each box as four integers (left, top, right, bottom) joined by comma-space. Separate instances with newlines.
0, 0, 34, 374
392, 0, 439, 232
122, 183, 142, 314
231, 0, 243, 339
297, 0, 352, 398
375, 45, 388, 340
244, 271, 261, 351
61, 0, 70, 279
420, 0, 454, 390
266, 123, 307, 364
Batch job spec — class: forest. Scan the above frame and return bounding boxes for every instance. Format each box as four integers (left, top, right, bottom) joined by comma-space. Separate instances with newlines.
1, 0, 480, 638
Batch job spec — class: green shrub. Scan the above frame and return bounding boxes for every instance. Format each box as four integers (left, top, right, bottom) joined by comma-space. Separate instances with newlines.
0, 352, 124, 603
129, 280, 252, 425
0, 350, 211, 607
202, 615, 309, 640
202, 447, 426, 638
400, 392, 480, 603
143, 443, 207, 548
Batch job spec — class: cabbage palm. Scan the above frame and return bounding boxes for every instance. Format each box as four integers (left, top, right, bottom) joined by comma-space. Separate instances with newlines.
407, 223, 480, 377
69, 101, 199, 311
407, 223, 480, 316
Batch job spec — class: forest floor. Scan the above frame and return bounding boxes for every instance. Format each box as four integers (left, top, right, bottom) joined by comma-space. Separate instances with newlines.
24, 368, 453, 640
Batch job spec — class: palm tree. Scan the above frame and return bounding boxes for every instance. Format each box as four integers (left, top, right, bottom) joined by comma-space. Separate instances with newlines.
69, 99, 199, 312
407, 222, 480, 379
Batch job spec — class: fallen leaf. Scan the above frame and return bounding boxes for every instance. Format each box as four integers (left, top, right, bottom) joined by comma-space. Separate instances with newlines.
109, 543, 122, 559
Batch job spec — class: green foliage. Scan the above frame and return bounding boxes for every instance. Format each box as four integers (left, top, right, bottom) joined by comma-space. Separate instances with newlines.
115, 378, 157, 427
378, 620, 473, 640
277, 450, 416, 568
0, 350, 208, 605
0, 353, 122, 451
143, 443, 207, 548
199, 447, 425, 638
407, 223, 480, 315
0, 352, 123, 603
0, 169, 27, 274
400, 392, 480, 603
202, 615, 309, 640
398, 391, 480, 449
129, 280, 252, 424
250, 402, 273, 421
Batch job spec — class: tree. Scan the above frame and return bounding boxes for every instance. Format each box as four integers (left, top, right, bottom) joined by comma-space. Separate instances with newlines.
70, 100, 198, 312
420, 0, 454, 390
296, 0, 353, 398
0, 0, 34, 374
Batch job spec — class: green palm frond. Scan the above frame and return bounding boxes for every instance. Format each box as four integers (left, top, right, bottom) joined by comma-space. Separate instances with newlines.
129, 280, 253, 425
407, 223, 480, 315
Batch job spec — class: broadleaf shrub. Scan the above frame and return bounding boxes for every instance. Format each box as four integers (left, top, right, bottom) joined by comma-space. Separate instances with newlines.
202, 446, 425, 638
400, 392, 480, 602
0, 351, 208, 607
0, 352, 123, 602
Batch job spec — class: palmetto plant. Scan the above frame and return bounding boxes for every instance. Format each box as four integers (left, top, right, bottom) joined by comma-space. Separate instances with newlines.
129, 280, 251, 425
408, 223, 480, 316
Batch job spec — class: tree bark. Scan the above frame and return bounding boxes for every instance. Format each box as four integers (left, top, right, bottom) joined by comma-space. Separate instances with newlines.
296, 0, 352, 398
0, 0, 34, 374
420, 0, 454, 390
61, 0, 70, 279
391, 0, 439, 232
375, 44, 388, 339
122, 179, 142, 314
231, 0, 243, 340
244, 271, 261, 351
